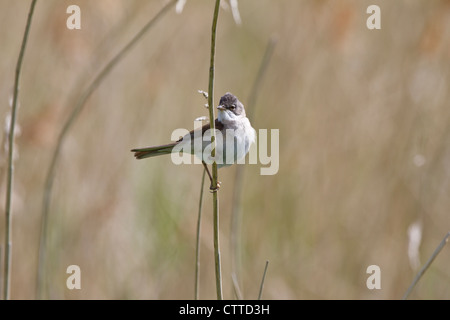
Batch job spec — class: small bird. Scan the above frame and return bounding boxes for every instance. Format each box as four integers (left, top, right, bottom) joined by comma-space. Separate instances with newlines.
131, 93, 256, 190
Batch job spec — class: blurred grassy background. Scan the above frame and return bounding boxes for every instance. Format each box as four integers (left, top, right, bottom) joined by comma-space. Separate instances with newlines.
1, 0, 450, 299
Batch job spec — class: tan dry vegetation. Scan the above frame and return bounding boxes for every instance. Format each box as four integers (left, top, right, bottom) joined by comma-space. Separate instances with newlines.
0, 0, 449, 299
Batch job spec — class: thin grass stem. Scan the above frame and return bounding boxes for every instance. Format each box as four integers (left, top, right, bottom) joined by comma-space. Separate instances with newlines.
231, 273, 243, 300
3, 0, 37, 300
246, 36, 277, 120
195, 169, 206, 300
230, 36, 277, 299
36, 0, 176, 299
207, 0, 222, 300
402, 231, 450, 300
258, 260, 269, 300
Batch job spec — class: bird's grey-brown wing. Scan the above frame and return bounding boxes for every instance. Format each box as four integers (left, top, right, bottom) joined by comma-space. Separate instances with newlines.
179, 119, 224, 142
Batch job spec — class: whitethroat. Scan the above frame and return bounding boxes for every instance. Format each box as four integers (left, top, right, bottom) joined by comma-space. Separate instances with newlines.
131, 92, 256, 190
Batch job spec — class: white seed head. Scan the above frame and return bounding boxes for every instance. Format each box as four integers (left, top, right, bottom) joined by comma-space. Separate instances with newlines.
175, 0, 187, 14
229, 0, 242, 25
413, 154, 426, 167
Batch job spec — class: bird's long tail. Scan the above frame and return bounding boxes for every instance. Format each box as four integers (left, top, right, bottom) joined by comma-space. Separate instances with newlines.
131, 142, 177, 159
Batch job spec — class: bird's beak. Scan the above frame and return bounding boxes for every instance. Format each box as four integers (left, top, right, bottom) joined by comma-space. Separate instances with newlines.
217, 105, 225, 111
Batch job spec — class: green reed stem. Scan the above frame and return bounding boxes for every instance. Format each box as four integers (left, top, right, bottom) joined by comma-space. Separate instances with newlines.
207, 0, 223, 300
195, 169, 206, 299
3, 0, 37, 300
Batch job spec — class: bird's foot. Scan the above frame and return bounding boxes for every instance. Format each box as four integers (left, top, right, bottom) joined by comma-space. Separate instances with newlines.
209, 181, 221, 193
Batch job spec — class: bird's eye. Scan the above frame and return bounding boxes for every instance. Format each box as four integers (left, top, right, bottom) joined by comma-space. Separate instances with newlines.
229, 104, 236, 110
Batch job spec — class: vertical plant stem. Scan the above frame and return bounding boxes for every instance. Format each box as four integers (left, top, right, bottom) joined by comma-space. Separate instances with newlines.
195, 169, 206, 300
212, 188, 221, 299
246, 36, 277, 121
230, 37, 277, 298
207, 0, 222, 300
231, 273, 243, 300
36, 0, 176, 299
402, 231, 450, 300
258, 260, 269, 300
3, 0, 37, 300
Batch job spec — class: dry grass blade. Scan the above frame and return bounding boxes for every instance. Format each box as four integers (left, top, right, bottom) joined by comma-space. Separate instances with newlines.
231, 272, 243, 300
402, 232, 450, 300
3, 0, 37, 300
230, 36, 277, 298
258, 260, 269, 300
195, 169, 206, 300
